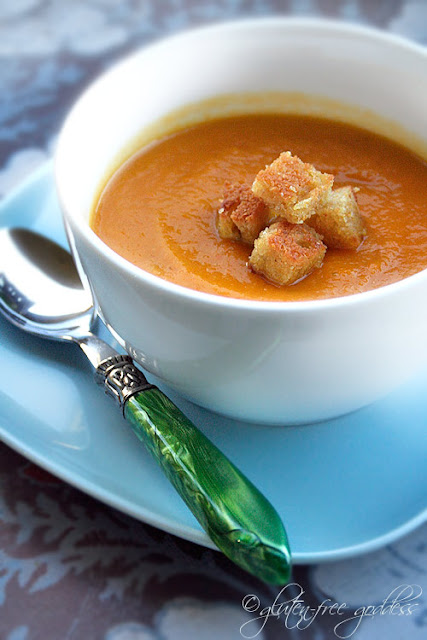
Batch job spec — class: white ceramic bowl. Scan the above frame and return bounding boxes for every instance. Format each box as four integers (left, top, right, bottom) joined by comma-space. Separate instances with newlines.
55, 18, 427, 425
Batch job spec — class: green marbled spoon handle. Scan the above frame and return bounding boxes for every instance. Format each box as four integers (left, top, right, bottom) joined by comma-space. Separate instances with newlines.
95, 354, 291, 584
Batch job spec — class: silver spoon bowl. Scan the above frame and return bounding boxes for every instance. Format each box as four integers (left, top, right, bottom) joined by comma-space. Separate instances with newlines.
0, 228, 120, 365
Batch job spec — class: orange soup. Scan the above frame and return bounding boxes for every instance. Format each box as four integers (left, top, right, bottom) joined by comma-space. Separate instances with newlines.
92, 114, 427, 301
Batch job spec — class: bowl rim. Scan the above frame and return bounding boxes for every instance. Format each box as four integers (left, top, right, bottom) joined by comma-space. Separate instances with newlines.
56, 15, 427, 314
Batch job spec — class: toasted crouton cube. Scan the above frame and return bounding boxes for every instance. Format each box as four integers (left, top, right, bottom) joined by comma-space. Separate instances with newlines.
251, 151, 334, 224
216, 204, 241, 241
249, 220, 327, 286
216, 182, 269, 244
308, 186, 366, 249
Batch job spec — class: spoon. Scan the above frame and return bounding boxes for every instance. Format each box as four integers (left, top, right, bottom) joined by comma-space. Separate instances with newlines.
0, 227, 291, 584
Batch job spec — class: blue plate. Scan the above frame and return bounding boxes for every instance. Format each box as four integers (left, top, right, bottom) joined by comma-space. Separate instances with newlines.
0, 163, 426, 564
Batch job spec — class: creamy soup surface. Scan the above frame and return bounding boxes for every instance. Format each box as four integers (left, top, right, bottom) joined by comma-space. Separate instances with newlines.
92, 114, 427, 301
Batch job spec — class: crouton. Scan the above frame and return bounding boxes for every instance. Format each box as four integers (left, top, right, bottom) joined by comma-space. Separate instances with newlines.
308, 186, 366, 249
216, 182, 269, 244
251, 151, 334, 224
216, 204, 241, 242
249, 220, 327, 286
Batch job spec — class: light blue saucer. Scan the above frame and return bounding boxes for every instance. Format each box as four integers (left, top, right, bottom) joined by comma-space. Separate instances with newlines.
0, 163, 426, 564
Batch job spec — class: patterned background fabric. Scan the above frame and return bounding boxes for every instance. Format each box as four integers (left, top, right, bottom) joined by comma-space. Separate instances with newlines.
0, 1, 426, 639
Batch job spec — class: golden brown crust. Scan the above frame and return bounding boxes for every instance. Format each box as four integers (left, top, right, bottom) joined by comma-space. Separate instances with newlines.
216, 207, 241, 241
249, 220, 327, 286
216, 182, 269, 244
308, 186, 366, 249
251, 151, 334, 223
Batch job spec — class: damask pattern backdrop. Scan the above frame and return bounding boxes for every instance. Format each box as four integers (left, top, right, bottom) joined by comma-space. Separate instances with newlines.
0, 1, 426, 639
